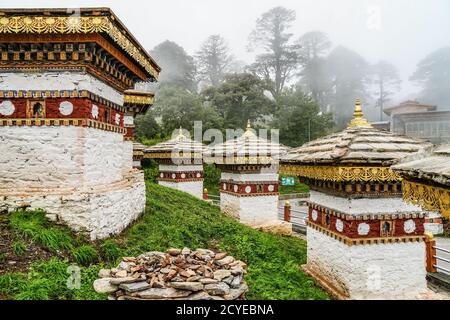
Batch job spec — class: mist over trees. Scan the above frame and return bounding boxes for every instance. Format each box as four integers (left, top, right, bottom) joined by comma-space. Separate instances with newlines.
135, 6, 450, 146
410, 46, 450, 108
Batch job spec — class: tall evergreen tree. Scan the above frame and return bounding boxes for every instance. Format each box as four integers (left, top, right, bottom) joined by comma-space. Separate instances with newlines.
196, 35, 233, 87
247, 7, 299, 97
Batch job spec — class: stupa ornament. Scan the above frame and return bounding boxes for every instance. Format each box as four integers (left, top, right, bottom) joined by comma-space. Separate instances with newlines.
347, 99, 372, 129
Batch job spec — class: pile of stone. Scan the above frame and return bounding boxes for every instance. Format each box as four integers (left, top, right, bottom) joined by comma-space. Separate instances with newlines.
93, 247, 248, 300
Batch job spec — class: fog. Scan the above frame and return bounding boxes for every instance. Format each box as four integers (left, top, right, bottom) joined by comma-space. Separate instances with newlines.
5, 0, 450, 108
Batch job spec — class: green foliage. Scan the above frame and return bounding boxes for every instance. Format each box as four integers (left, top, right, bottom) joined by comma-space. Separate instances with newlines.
202, 73, 275, 129
1, 258, 105, 300
71, 245, 99, 266
100, 240, 123, 264
142, 160, 159, 183
273, 88, 333, 147
203, 164, 221, 196
12, 240, 27, 256
0, 253, 6, 263
134, 111, 162, 140
152, 85, 223, 136
9, 210, 75, 252
278, 175, 309, 195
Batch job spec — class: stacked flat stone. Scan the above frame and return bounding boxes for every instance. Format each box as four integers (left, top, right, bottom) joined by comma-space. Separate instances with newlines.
144, 130, 205, 198
93, 248, 248, 300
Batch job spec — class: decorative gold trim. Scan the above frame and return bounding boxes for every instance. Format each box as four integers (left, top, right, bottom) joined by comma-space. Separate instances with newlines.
307, 221, 425, 246
0, 15, 158, 79
0, 118, 126, 134
144, 152, 203, 159
204, 156, 277, 165
123, 93, 154, 105
280, 164, 402, 182
402, 180, 450, 219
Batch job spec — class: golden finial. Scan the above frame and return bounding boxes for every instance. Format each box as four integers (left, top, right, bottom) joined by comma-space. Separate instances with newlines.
347, 99, 372, 128
244, 119, 255, 137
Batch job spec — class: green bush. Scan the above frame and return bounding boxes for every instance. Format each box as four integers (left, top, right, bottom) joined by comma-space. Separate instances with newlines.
203, 164, 221, 196
71, 245, 99, 266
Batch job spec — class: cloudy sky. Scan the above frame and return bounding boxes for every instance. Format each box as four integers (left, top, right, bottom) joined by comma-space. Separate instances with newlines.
4, 0, 450, 102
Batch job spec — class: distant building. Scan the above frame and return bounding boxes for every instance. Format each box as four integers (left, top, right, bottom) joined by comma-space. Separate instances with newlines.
384, 100, 450, 144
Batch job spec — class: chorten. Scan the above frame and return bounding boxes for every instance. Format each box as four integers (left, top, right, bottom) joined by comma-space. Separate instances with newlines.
281, 99, 432, 299
144, 129, 205, 198
206, 121, 289, 229
392, 143, 449, 231
0, 8, 160, 239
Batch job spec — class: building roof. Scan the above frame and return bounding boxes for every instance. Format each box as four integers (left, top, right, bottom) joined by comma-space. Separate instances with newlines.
392, 143, 450, 187
383, 100, 436, 116
281, 100, 431, 166
0, 8, 161, 81
206, 121, 290, 165
144, 128, 204, 159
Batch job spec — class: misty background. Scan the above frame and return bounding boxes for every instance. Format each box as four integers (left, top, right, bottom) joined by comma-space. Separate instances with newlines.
5, 0, 450, 144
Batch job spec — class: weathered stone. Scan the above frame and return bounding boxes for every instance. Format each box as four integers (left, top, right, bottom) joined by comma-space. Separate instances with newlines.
115, 270, 128, 278
119, 281, 151, 293
216, 256, 234, 266
137, 288, 191, 299
167, 248, 182, 256
222, 276, 234, 285
213, 269, 232, 281
122, 257, 137, 262
182, 291, 212, 300
230, 274, 243, 289
98, 269, 111, 278
110, 276, 142, 285
93, 278, 118, 294
181, 247, 191, 255
204, 282, 230, 296
214, 252, 227, 260
199, 278, 219, 284
160, 268, 171, 274
170, 281, 204, 291
230, 267, 244, 276
224, 283, 248, 300
186, 275, 202, 282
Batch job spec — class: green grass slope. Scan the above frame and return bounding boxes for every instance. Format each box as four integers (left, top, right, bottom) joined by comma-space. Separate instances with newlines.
0, 181, 328, 300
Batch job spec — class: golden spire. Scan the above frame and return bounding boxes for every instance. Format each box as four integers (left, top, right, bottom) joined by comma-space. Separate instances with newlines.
347, 99, 372, 128
244, 119, 255, 137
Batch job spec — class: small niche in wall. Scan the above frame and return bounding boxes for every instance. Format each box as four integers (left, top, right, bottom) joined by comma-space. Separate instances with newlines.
380, 220, 394, 237
27, 100, 46, 118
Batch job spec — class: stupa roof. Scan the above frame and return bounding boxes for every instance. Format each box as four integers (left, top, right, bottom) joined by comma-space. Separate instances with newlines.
144, 128, 204, 160
392, 143, 450, 187
205, 121, 289, 165
0, 8, 160, 82
281, 100, 430, 166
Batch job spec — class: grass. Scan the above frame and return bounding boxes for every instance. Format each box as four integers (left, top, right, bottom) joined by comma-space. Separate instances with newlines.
279, 174, 309, 195
9, 210, 75, 252
0, 178, 328, 300
11, 240, 27, 256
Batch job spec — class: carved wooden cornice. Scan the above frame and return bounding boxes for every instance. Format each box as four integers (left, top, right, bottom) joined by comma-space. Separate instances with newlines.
280, 164, 402, 182
402, 180, 450, 218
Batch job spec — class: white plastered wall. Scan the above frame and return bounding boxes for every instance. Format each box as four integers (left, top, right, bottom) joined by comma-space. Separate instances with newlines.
306, 227, 428, 299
